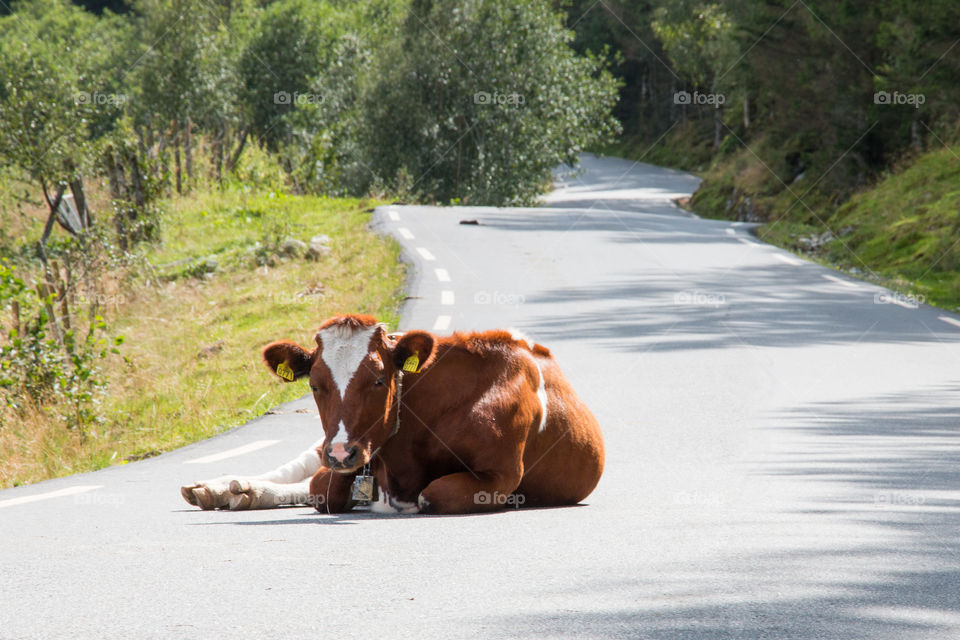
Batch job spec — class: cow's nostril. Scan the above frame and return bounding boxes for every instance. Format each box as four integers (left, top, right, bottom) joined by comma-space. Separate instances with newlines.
344, 446, 359, 467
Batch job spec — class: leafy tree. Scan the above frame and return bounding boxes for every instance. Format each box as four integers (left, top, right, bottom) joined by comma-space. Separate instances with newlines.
0, 0, 123, 252
360, 0, 621, 205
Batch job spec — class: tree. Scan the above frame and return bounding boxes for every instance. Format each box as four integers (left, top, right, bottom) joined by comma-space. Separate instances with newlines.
0, 0, 122, 256
360, 0, 621, 205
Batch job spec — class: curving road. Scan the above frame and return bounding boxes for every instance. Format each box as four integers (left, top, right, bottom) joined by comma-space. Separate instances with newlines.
2, 154, 960, 639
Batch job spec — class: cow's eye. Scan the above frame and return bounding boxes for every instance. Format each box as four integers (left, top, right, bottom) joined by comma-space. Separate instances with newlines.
310, 385, 320, 392
374, 377, 385, 386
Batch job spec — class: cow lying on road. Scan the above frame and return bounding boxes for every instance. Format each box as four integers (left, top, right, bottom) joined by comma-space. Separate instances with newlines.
181, 315, 604, 514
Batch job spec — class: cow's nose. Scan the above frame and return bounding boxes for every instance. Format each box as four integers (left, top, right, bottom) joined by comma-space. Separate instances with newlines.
327, 443, 359, 468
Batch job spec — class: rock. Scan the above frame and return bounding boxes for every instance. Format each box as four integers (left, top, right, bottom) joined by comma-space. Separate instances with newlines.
198, 339, 224, 358
280, 237, 307, 257
306, 234, 332, 260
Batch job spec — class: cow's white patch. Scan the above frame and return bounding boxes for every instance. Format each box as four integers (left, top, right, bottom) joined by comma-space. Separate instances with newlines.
371, 488, 419, 514
508, 328, 534, 350
319, 324, 378, 399
535, 361, 549, 433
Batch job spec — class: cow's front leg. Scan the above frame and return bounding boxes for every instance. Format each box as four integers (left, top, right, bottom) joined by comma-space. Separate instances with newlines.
308, 468, 358, 513
181, 477, 243, 510
226, 478, 311, 510
417, 470, 522, 514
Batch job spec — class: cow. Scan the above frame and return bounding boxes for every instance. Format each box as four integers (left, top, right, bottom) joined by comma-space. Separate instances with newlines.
180, 314, 604, 515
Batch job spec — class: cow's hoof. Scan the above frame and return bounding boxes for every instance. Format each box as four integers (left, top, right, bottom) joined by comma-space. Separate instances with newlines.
228, 479, 253, 510
417, 494, 432, 514
190, 486, 217, 510
180, 484, 200, 506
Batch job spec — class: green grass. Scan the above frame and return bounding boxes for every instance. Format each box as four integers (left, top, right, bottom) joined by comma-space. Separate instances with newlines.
753, 147, 960, 311
0, 187, 406, 487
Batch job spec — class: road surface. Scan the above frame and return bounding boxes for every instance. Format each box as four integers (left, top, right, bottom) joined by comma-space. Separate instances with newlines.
2, 153, 959, 639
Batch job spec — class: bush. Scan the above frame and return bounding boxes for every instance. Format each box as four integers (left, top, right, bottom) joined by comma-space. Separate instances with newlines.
0, 260, 122, 434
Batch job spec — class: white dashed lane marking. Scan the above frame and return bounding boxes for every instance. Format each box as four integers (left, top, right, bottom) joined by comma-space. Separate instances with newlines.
725, 228, 735, 236
387, 210, 399, 221
938, 316, 960, 329
184, 440, 280, 464
416, 248, 436, 261
441, 291, 455, 305
773, 253, 802, 266
736, 237, 756, 246
433, 316, 452, 331
398, 227, 414, 240
821, 274, 859, 289
435, 268, 450, 282
0, 485, 102, 510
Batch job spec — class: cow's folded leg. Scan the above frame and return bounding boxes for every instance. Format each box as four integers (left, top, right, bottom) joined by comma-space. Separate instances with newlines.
417, 471, 522, 514
308, 467, 357, 513
227, 479, 311, 510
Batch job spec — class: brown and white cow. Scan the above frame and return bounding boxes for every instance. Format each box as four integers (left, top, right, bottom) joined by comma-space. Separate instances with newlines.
181, 314, 604, 514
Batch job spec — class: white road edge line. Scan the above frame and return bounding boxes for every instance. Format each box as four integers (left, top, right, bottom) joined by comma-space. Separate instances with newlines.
773, 253, 802, 266
416, 247, 436, 261
398, 227, 414, 240
821, 274, 860, 289
434, 268, 450, 282
184, 440, 281, 464
0, 485, 102, 509
938, 316, 960, 329
388, 210, 399, 221
441, 290, 455, 305
433, 315, 452, 331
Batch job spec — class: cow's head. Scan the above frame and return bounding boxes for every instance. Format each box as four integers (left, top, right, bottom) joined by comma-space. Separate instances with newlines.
262, 315, 435, 473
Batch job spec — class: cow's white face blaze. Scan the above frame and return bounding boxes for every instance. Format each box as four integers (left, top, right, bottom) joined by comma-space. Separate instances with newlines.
261, 317, 436, 475
311, 322, 397, 473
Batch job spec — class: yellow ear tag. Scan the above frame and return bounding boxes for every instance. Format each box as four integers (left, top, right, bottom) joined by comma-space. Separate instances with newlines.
276, 361, 295, 381
402, 353, 421, 373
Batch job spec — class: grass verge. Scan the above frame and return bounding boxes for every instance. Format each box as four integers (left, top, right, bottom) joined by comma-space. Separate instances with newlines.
0, 188, 405, 487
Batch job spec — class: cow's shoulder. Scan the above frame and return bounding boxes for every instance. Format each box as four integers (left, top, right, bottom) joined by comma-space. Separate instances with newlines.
443, 329, 551, 359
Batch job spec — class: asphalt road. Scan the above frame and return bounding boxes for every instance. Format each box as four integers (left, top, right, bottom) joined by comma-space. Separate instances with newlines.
2, 153, 960, 639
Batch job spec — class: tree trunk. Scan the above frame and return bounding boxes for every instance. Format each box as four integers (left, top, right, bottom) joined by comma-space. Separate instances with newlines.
69, 179, 91, 228
225, 124, 250, 173
40, 180, 68, 246
743, 90, 751, 129
174, 128, 182, 195
910, 120, 923, 151
714, 106, 723, 148
184, 115, 193, 186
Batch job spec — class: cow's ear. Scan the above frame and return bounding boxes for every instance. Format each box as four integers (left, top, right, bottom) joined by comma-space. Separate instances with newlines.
262, 341, 313, 382
392, 331, 435, 374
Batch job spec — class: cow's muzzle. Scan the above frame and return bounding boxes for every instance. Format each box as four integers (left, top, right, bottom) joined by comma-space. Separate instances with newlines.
325, 443, 361, 472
